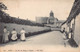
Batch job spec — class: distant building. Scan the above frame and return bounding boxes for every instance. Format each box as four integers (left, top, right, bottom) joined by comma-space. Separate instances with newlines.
47, 11, 55, 24
36, 11, 64, 27
36, 17, 48, 24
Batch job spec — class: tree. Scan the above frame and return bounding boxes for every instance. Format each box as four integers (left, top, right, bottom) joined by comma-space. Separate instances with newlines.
0, 2, 8, 22
0, 2, 7, 10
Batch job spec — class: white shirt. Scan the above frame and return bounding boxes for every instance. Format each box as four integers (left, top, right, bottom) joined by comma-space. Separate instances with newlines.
20, 30, 26, 40
20, 30, 26, 34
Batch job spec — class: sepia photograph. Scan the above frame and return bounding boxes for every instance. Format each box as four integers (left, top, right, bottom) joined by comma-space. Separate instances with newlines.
0, 0, 80, 52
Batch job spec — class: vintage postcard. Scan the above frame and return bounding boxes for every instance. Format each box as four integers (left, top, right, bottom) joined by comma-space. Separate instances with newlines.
0, 0, 80, 52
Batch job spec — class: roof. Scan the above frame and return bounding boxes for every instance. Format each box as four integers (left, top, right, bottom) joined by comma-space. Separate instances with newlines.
67, 0, 80, 23
61, 20, 67, 26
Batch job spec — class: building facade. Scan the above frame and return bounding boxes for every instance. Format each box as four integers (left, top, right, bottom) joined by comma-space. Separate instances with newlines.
36, 17, 48, 24
36, 11, 64, 27
61, 0, 80, 47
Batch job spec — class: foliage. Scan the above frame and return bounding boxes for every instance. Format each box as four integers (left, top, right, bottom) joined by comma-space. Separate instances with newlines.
0, 2, 7, 10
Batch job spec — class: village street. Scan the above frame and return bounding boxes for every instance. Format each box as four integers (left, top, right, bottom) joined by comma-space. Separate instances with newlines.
1, 31, 80, 52
0, 31, 70, 47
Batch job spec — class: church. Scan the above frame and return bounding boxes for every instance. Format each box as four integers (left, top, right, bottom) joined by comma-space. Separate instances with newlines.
47, 11, 58, 24
36, 11, 64, 27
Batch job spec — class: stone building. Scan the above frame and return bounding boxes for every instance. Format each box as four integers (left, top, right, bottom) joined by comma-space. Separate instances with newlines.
61, 0, 80, 47
36, 11, 64, 27
36, 17, 48, 24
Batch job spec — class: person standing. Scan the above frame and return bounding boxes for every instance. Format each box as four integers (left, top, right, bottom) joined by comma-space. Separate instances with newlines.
11, 28, 17, 41
68, 28, 73, 39
62, 28, 68, 47
20, 28, 26, 41
2, 26, 10, 43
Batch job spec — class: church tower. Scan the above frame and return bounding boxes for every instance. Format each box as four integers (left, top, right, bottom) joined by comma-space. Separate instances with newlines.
50, 11, 54, 18
47, 11, 55, 24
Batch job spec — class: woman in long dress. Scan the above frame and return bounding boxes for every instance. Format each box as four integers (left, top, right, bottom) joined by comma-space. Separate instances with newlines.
20, 28, 26, 41
11, 28, 17, 41
2, 26, 10, 43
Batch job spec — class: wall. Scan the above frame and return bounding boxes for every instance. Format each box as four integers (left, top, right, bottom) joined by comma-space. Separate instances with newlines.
36, 17, 48, 24
74, 14, 80, 45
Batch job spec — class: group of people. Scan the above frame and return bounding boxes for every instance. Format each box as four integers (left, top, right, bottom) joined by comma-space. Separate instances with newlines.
2, 26, 26, 43
62, 28, 72, 47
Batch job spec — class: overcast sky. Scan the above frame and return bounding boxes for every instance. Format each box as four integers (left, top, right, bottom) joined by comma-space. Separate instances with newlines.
0, 0, 74, 21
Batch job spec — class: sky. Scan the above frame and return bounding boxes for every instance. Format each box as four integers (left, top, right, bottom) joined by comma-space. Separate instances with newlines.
0, 0, 74, 21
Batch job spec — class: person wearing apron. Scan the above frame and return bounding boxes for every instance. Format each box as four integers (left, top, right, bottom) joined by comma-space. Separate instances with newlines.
11, 28, 17, 41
